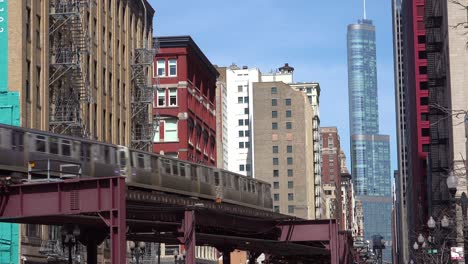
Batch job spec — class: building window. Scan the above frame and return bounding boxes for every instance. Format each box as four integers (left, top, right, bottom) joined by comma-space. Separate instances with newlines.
239, 142, 244, 148
26, 8, 31, 41
286, 122, 292, 129
272, 99, 277, 106
419, 66, 427, 74
36, 15, 41, 48
420, 97, 429, 106
273, 182, 279, 189
285, 98, 291, 105
157, 59, 165, 76
422, 144, 430, 152
238, 85, 243, 92
273, 146, 278, 153
36, 66, 41, 106
287, 169, 293, 177
274, 194, 279, 201
286, 110, 292, 117
238, 97, 243, 103
288, 205, 294, 214
246, 164, 251, 171
239, 131, 244, 137
157, 89, 166, 106
271, 87, 277, 94
288, 193, 294, 201
26, 60, 31, 101
272, 111, 278, 118
418, 51, 427, 59
288, 181, 293, 189
244, 96, 249, 103
244, 108, 249, 114
273, 158, 279, 165
244, 119, 249, 125
245, 130, 250, 137
421, 113, 429, 121
417, 35, 426, 44
422, 128, 430, 137
165, 119, 179, 142
272, 123, 278, 130
287, 145, 293, 153
168, 59, 177, 76
245, 141, 250, 148
239, 165, 245, 171
274, 206, 280, 212
238, 119, 244, 126
287, 157, 293, 165
273, 170, 279, 177
169, 88, 177, 106
420, 81, 428, 90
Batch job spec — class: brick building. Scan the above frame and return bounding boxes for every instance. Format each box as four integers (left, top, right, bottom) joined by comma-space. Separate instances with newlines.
152, 36, 219, 166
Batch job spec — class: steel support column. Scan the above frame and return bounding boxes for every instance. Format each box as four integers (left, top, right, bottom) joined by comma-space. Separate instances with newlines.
183, 210, 196, 264
222, 250, 231, 264
0, 177, 127, 263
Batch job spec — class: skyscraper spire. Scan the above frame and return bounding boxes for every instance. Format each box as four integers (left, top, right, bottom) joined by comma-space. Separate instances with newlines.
363, 0, 367, 19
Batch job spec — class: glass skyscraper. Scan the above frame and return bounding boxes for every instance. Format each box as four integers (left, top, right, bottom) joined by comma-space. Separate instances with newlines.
347, 19, 393, 261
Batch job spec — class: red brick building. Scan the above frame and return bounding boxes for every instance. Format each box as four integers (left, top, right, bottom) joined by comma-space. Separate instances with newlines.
320, 127, 344, 229
152, 36, 218, 165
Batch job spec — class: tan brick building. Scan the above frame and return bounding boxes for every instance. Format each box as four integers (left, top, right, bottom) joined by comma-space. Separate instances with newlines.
253, 81, 317, 219
0, 1, 155, 263
5, 0, 154, 146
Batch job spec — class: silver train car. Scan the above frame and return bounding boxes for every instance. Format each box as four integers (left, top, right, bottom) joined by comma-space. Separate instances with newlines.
0, 124, 273, 210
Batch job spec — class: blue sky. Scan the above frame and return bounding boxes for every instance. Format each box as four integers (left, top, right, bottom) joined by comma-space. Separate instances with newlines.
149, 0, 397, 172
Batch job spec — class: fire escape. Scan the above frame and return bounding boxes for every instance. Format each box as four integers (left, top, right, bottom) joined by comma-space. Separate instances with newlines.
425, 0, 450, 204
48, 0, 91, 137
130, 42, 155, 151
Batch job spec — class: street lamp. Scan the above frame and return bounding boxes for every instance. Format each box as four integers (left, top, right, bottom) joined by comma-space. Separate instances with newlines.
446, 170, 459, 197
129, 241, 146, 264
61, 225, 80, 264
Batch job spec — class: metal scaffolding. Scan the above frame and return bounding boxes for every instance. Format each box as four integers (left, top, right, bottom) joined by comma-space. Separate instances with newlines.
130, 44, 155, 151
48, 0, 91, 137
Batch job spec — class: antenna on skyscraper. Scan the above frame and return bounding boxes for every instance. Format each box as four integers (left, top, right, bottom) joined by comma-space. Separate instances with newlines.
363, 0, 367, 19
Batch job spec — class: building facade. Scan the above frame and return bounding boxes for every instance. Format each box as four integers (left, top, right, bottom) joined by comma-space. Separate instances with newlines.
152, 36, 218, 166
253, 81, 318, 219
424, 0, 468, 259
320, 127, 343, 227
347, 19, 392, 261
0, 1, 155, 263
215, 67, 228, 169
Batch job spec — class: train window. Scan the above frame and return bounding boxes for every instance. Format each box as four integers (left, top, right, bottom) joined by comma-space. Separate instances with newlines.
103, 147, 111, 164
12, 131, 24, 151
201, 167, 208, 182
172, 161, 179, 175
179, 163, 186, 177
49, 137, 59, 154
207, 168, 213, 183
243, 180, 248, 191
137, 153, 145, 168
80, 143, 91, 161
225, 173, 232, 188
108, 147, 116, 164
190, 165, 198, 181
151, 156, 159, 170
247, 181, 251, 192
61, 140, 71, 156
35, 135, 47, 152
252, 182, 256, 193
214, 172, 220, 186
234, 176, 239, 190
162, 159, 171, 174
119, 150, 127, 166
221, 172, 227, 187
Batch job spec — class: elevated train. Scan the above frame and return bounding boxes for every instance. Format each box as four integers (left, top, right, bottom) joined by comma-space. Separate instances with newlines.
0, 124, 273, 210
